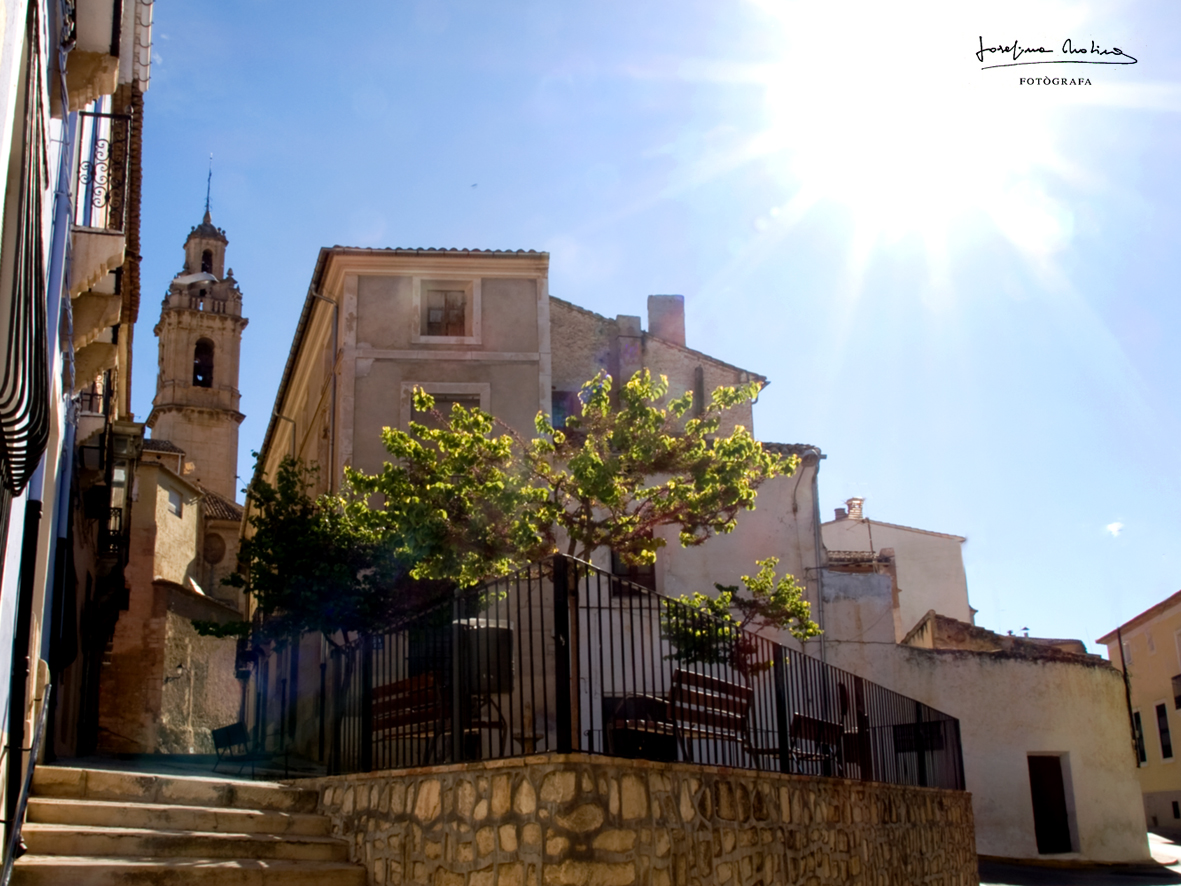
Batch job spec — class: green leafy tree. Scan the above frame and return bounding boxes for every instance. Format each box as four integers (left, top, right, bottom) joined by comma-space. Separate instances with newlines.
528, 370, 787, 568
661, 557, 822, 677
214, 370, 818, 663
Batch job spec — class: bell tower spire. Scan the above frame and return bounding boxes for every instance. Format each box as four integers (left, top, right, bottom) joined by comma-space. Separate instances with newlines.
146, 205, 248, 500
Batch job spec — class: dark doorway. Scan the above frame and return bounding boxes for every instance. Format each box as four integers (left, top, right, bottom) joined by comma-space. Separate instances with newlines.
1027, 755, 1073, 854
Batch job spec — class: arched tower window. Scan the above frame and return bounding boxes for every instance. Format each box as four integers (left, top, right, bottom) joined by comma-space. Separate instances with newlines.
193, 339, 214, 388
201, 249, 213, 274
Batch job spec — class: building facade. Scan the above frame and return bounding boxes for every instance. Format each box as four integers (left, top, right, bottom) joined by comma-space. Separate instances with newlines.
1099, 592, 1181, 833
0, 0, 153, 833
89, 213, 247, 755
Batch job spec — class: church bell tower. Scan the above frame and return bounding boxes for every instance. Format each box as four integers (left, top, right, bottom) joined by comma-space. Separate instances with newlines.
146, 209, 248, 500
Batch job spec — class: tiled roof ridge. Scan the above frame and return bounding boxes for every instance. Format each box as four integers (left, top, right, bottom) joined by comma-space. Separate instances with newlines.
142, 438, 185, 454
329, 246, 547, 256
201, 487, 244, 521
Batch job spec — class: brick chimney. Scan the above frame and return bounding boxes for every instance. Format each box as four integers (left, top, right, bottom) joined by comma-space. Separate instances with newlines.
846, 497, 864, 520
834, 507, 848, 520
647, 295, 685, 346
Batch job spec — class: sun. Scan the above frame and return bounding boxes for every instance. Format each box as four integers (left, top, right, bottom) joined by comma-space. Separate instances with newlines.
747, 1, 1082, 271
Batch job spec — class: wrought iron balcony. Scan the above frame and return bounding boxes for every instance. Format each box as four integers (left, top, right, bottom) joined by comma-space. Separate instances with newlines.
73, 111, 132, 234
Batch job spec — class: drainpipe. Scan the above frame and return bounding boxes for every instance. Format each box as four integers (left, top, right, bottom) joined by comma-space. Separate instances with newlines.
809, 450, 827, 664
310, 292, 338, 493
1116, 627, 1140, 768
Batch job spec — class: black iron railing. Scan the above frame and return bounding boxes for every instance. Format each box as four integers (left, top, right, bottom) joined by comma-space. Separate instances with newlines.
73, 111, 131, 233
320, 555, 964, 790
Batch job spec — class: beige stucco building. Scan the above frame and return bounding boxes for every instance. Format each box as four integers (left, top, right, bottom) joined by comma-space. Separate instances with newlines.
249, 243, 1147, 865
1099, 591, 1181, 832
822, 497, 975, 634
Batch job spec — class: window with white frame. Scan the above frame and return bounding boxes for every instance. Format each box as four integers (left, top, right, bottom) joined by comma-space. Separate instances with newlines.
412, 278, 481, 344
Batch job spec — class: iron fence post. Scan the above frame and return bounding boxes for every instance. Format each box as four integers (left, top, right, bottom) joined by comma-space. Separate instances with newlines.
773, 646, 791, 774
915, 703, 928, 787
450, 590, 464, 763
553, 556, 573, 754
360, 636, 373, 771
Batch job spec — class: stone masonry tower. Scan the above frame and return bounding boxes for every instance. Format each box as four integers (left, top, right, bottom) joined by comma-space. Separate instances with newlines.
146, 210, 248, 500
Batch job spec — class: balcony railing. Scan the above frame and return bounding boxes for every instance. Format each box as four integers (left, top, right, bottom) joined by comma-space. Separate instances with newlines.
74, 111, 132, 234
298, 555, 964, 790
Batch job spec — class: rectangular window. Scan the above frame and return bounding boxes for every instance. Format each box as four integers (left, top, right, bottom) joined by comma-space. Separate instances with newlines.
611, 550, 656, 594
425, 289, 466, 337
1134, 711, 1147, 764
551, 390, 580, 430
412, 279, 481, 345
167, 488, 183, 517
413, 394, 482, 431
1173, 801, 1179, 819
1158, 703, 1173, 759
1173, 675, 1181, 710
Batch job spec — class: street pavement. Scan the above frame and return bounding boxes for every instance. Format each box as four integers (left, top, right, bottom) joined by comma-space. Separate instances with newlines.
979, 835, 1181, 885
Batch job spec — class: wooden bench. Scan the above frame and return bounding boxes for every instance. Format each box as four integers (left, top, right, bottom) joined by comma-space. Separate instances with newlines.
212, 722, 269, 777
608, 669, 780, 768
789, 713, 845, 775
372, 672, 507, 764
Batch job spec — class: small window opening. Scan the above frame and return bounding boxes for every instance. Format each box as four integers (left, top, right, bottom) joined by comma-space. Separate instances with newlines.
1173, 801, 1179, 819
1158, 703, 1174, 759
611, 549, 656, 594
1134, 711, 1148, 764
193, 338, 214, 388
167, 488, 183, 517
201, 249, 213, 274
425, 290, 466, 336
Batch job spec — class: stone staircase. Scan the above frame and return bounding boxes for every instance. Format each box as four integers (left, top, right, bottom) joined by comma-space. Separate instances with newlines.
13, 766, 365, 885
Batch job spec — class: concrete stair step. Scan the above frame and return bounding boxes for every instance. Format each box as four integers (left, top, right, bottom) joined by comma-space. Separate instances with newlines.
11, 856, 367, 886
22, 823, 348, 862
27, 797, 332, 836
32, 767, 318, 813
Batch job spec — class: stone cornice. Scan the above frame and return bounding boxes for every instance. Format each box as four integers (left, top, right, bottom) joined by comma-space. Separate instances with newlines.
320, 249, 549, 298
146, 404, 245, 427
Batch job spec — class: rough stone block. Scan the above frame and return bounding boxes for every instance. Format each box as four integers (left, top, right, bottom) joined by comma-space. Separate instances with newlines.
541, 772, 577, 804
557, 804, 604, 833
620, 775, 646, 821
592, 829, 636, 853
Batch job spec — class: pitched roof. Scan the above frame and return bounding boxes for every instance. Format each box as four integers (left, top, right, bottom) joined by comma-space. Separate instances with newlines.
822, 516, 966, 542
202, 489, 244, 522
1097, 589, 1181, 645
142, 438, 185, 454
549, 296, 768, 383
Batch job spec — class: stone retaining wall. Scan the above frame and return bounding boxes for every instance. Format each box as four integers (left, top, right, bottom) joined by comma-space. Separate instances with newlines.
298, 753, 976, 886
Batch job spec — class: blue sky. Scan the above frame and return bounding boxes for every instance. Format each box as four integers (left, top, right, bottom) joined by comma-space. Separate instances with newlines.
132, 0, 1181, 653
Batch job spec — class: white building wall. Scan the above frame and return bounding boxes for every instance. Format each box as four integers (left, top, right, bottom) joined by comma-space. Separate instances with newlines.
822, 516, 973, 633
822, 575, 1148, 863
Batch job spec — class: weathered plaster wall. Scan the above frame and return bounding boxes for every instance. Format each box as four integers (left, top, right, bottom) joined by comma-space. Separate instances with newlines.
822, 579, 1149, 863
660, 464, 821, 610
821, 518, 972, 633
548, 299, 757, 438
301, 754, 975, 886
157, 604, 241, 753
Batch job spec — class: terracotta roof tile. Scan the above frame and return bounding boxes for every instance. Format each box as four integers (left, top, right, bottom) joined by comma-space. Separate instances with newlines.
143, 438, 185, 454
202, 489, 244, 522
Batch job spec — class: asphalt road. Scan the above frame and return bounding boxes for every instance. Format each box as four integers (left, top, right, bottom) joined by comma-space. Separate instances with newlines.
980, 835, 1181, 886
